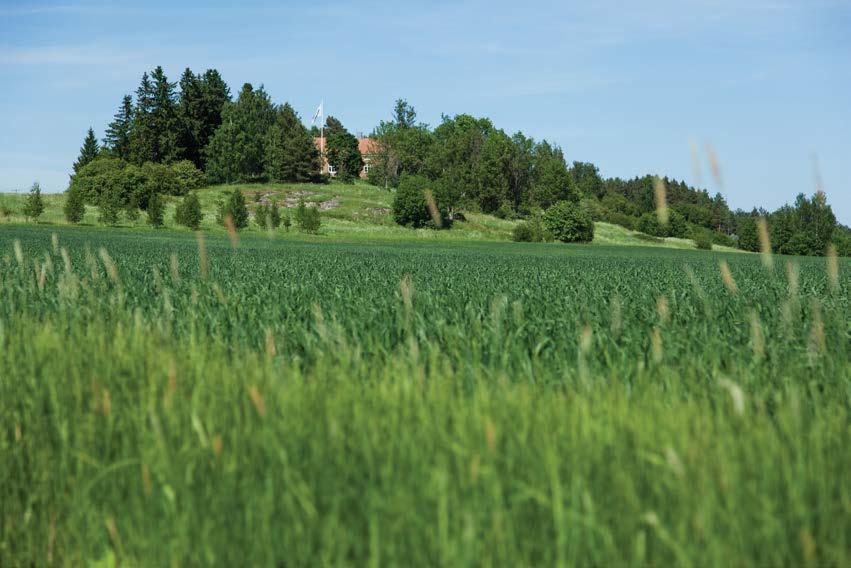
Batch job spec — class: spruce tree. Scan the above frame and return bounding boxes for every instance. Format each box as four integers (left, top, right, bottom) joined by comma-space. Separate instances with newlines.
269, 203, 281, 229
147, 192, 165, 227
130, 67, 182, 164
22, 182, 45, 222
104, 95, 134, 159
264, 103, 320, 183
227, 189, 249, 229
178, 68, 231, 169
73, 128, 100, 173
64, 187, 86, 223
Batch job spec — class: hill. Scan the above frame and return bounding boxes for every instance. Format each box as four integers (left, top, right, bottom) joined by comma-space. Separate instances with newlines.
0, 181, 739, 251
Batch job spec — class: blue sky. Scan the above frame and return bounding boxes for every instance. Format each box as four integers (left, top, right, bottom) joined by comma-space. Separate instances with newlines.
1, 0, 849, 223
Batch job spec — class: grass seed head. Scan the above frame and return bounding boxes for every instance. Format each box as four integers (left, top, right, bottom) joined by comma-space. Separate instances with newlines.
195, 232, 208, 278
785, 261, 799, 298
826, 244, 839, 292
170, 253, 180, 284
656, 295, 670, 324
423, 189, 443, 228
719, 261, 737, 294
13, 239, 23, 265
248, 385, 266, 417
651, 328, 664, 363
653, 176, 669, 226
757, 217, 772, 269
705, 143, 723, 187
718, 378, 745, 415
749, 311, 765, 360
224, 215, 238, 248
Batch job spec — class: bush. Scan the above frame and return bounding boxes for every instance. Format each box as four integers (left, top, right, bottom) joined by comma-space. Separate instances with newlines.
512, 211, 550, 243
295, 202, 321, 233
269, 204, 281, 229
64, 188, 86, 223
694, 233, 713, 250
175, 193, 203, 230
68, 157, 128, 204
494, 201, 517, 220
599, 210, 637, 230
170, 160, 206, 195
282, 212, 292, 232
543, 201, 594, 243
255, 204, 269, 229
218, 190, 249, 229
146, 192, 165, 228
392, 174, 451, 229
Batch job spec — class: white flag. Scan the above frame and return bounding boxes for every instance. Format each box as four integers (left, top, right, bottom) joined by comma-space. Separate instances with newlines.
311, 101, 323, 125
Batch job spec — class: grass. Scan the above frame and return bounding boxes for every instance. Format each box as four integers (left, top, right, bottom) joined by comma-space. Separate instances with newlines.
0, 181, 739, 250
0, 224, 847, 565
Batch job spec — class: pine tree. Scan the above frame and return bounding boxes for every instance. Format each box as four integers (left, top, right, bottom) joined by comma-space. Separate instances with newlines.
22, 182, 45, 221
269, 203, 281, 229
64, 187, 86, 223
130, 72, 156, 164
179, 68, 231, 169
73, 128, 100, 173
255, 204, 269, 228
227, 189, 249, 229
147, 192, 165, 227
104, 95, 134, 159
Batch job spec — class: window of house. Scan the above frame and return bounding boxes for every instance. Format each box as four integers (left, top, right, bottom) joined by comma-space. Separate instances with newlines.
328, 165, 337, 174
363, 164, 370, 173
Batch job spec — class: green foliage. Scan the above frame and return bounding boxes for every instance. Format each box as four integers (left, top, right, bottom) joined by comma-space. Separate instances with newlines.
694, 232, 713, 250
543, 200, 594, 243
736, 215, 760, 251
146, 192, 165, 227
218, 189, 249, 229
63, 187, 86, 223
282, 211, 292, 231
264, 103, 320, 183
169, 159, 206, 194
392, 174, 450, 229
21, 182, 45, 222
177, 68, 231, 168
255, 204, 269, 228
295, 202, 321, 233
129, 67, 183, 165
204, 84, 276, 183
569, 161, 604, 198
104, 95, 134, 160
512, 211, 550, 242
73, 128, 100, 173
269, 204, 281, 229
97, 188, 122, 226
175, 192, 203, 230
637, 211, 687, 238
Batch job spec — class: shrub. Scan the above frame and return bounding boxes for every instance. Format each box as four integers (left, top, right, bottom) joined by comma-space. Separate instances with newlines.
255, 204, 269, 228
170, 160, 206, 195
68, 157, 127, 204
64, 188, 86, 223
392, 174, 450, 229
512, 211, 550, 243
22, 182, 45, 222
269, 204, 281, 229
543, 201, 594, 243
638, 212, 664, 237
494, 201, 517, 220
282, 212, 292, 232
694, 233, 713, 250
98, 191, 122, 226
295, 202, 321, 233
219, 190, 249, 229
146, 192, 165, 228
175, 193, 203, 230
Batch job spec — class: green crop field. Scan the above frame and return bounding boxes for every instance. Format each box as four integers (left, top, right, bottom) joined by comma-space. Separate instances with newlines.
1, 224, 848, 566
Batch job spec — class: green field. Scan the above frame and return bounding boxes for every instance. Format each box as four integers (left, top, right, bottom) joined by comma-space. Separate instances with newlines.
1, 225, 848, 565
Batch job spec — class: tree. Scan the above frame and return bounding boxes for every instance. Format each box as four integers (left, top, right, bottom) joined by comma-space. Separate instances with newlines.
146, 192, 165, 227
264, 103, 320, 182
255, 204, 269, 228
104, 95, 134, 159
170, 160, 206, 194
426, 114, 494, 210
204, 83, 276, 183
175, 192, 203, 230
368, 100, 433, 189
64, 187, 86, 223
73, 128, 100, 173
178, 68, 231, 168
22, 182, 45, 221
736, 214, 760, 251
326, 130, 363, 182
530, 141, 575, 208
570, 162, 604, 199
473, 129, 513, 213
98, 182, 122, 226
543, 201, 594, 243
323, 115, 346, 137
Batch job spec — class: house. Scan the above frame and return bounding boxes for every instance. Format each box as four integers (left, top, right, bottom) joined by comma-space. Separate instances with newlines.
314, 136, 378, 178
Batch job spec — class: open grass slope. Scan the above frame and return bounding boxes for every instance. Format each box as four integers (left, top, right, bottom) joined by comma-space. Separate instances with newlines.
0, 181, 736, 250
0, 225, 847, 565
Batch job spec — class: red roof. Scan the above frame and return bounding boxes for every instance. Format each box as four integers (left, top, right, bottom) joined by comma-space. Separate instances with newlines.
314, 137, 377, 155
